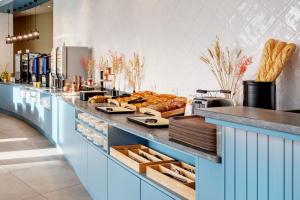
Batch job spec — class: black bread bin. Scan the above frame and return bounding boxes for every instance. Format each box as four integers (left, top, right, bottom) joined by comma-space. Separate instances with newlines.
243, 81, 276, 110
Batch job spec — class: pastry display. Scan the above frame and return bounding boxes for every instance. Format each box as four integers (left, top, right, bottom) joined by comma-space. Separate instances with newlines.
110, 91, 186, 117
88, 95, 108, 103
256, 38, 296, 82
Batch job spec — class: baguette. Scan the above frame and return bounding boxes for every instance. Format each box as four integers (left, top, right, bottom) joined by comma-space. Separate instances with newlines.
256, 39, 296, 82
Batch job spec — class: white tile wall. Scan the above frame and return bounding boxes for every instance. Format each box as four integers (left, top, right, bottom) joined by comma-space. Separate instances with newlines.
53, 0, 300, 109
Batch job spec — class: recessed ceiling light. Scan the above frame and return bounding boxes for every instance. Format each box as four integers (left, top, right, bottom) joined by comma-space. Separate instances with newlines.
48, 5, 51, 8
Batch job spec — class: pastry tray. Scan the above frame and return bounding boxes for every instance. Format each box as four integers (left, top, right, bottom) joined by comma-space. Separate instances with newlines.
127, 116, 169, 128
95, 106, 135, 114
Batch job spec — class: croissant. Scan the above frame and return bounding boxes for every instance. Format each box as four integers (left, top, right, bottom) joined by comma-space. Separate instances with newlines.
256, 38, 296, 82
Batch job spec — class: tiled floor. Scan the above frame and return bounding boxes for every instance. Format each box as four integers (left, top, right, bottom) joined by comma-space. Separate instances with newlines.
0, 113, 92, 200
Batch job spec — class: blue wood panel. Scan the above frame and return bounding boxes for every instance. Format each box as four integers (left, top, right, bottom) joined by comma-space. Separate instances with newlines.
258, 134, 268, 200
141, 181, 174, 200
108, 159, 140, 200
88, 144, 108, 200
224, 127, 235, 200
235, 129, 247, 200
197, 156, 224, 200
293, 141, 300, 199
247, 132, 258, 200
220, 125, 300, 200
285, 140, 293, 200
269, 136, 284, 200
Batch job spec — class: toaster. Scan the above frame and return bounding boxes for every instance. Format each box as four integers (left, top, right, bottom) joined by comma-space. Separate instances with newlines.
192, 89, 234, 114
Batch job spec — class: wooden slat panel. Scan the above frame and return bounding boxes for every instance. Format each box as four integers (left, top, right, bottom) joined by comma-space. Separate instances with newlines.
285, 140, 293, 200
235, 129, 247, 200
224, 127, 235, 200
269, 136, 285, 200
293, 141, 300, 200
258, 134, 269, 200
221, 126, 298, 200
247, 132, 258, 200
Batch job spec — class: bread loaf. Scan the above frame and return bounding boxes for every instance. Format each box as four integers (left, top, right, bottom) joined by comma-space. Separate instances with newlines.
256, 38, 296, 82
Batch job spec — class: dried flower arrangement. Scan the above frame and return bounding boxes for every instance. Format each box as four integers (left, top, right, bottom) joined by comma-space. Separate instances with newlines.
200, 36, 252, 99
125, 53, 144, 92
80, 57, 95, 79
109, 50, 125, 89
97, 55, 109, 72
1, 64, 9, 82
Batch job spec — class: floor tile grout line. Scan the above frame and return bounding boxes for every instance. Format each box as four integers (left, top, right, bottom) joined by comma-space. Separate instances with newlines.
9, 172, 44, 196
41, 183, 82, 196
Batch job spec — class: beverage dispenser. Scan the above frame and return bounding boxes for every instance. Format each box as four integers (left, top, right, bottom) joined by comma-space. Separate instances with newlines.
31, 56, 39, 83
39, 55, 50, 87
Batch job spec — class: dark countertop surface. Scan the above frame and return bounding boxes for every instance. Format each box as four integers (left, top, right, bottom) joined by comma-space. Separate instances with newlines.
60, 96, 221, 162
197, 106, 300, 135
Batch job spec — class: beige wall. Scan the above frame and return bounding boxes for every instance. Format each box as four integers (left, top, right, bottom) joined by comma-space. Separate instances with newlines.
14, 12, 53, 54
0, 13, 13, 73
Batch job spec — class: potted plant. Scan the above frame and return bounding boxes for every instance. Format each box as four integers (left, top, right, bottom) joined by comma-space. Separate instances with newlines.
1, 64, 9, 83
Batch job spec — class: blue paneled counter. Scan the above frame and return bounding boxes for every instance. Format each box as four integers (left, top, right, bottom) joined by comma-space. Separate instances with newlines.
1, 83, 299, 200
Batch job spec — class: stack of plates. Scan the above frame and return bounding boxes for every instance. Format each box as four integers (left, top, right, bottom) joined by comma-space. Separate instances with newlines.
169, 116, 217, 152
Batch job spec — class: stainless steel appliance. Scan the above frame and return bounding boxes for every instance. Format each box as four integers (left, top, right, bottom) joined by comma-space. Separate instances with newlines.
192, 89, 234, 115
14, 53, 22, 82
50, 48, 58, 88
53, 46, 89, 89
58, 46, 89, 83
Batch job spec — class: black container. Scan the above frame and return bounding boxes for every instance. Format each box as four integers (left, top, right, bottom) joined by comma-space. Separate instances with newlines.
243, 81, 276, 110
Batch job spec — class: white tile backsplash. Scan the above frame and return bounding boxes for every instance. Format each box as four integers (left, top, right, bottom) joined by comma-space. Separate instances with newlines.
54, 0, 300, 109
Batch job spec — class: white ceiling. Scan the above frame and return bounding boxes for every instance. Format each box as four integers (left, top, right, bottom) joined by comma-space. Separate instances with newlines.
15, 0, 52, 17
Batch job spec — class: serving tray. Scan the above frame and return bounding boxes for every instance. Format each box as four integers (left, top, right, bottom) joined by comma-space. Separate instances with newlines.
169, 116, 217, 152
95, 106, 135, 114
127, 116, 169, 128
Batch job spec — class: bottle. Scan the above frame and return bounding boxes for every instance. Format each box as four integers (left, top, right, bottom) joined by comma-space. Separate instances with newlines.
64, 82, 70, 93
72, 80, 77, 92
78, 76, 82, 91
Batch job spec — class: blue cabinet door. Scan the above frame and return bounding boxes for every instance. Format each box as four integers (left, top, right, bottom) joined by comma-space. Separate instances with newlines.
58, 100, 88, 188
71, 132, 88, 188
108, 159, 140, 200
88, 144, 108, 200
141, 181, 174, 200
58, 99, 74, 150
0, 84, 17, 112
51, 96, 58, 143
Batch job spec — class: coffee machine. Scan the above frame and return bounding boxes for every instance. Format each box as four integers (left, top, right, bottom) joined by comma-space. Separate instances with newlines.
39, 55, 50, 87
50, 48, 58, 88
18, 53, 38, 83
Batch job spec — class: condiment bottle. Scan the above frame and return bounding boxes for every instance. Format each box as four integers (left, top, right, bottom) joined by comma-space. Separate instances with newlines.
64, 82, 70, 93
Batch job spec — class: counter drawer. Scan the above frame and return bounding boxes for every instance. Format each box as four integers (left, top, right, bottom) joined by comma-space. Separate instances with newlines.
146, 163, 196, 200
110, 145, 174, 173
